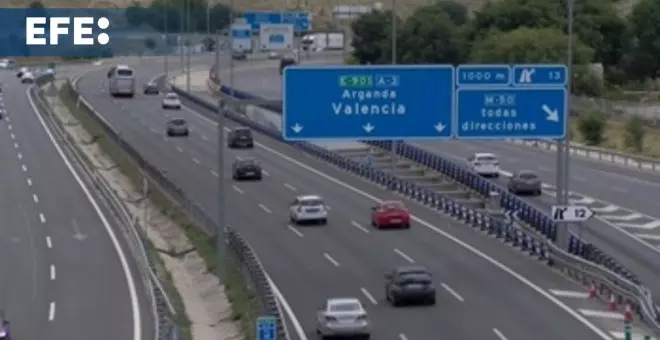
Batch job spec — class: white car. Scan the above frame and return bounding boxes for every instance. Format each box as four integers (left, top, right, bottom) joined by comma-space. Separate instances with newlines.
267, 51, 280, 59
315, 298, 370, 339
20, 72, 35, 83
467, 153, 500, 177
289, 195, 328, 225
161, 92, 181, 109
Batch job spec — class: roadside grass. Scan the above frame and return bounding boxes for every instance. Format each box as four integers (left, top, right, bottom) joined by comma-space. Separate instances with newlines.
569, 120, 660, 158
56, 80, 258, 340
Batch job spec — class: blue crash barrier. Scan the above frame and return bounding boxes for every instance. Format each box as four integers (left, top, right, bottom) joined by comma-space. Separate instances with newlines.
171, 83, 640, 285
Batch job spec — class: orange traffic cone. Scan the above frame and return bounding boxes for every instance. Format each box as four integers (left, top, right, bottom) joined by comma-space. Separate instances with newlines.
623, 303, 633, 323
588, 283, 597, 299
608, 294, 618, 310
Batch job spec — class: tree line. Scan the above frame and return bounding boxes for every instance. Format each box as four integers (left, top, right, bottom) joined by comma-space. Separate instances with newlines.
349, 0, 660, 94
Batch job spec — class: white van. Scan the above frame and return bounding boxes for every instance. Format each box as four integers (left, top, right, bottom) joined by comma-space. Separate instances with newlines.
107, 65, 135, 97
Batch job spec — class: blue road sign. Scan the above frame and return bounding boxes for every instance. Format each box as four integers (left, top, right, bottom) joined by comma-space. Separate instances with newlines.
455, 88, 567, 139
257, 316, 276, 340
457, 64, 511, 87
513, 64, 567, 86
243, 11, 310, 32
282, 65, 454, 141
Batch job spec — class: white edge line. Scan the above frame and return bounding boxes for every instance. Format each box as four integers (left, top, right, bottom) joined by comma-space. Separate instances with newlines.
177, 95, 613, 340
27, 86, 141, 340
48, 302, 55, 321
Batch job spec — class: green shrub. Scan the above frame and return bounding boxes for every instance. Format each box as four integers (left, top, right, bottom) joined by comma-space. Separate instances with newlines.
624, 115, 646, 152
576, 111, 606, 145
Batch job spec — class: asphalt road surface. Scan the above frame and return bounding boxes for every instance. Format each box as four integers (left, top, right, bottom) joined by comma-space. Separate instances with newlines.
0, 70, 150, 340
71, 57, 618, 340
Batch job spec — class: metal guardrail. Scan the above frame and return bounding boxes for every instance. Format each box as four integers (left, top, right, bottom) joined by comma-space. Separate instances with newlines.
31, 74, 179, 340
177, 80, 660, 335
61, 76, 289, 340
508, 139, 660, 172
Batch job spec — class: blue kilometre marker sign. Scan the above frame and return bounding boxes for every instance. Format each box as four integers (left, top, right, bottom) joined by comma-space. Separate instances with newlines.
257, 316, 276, 340
282, 65, 454, 141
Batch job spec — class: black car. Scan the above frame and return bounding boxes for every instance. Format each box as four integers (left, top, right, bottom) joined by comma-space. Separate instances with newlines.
166, 118, 189, 137
232, 158, 262, 180
228, 127, 254, 148
385, 266, 436, 306
232, 50, 247, 60
279, 57, 296, 75
143, 81, 159, 94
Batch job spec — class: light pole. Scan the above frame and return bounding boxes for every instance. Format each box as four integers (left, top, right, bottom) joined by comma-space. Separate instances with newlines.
556, 0, 574, 248
186, 0, 191, 92
214, 30, 226, 281
164, 4, 169, 78
390, 0, 398, 175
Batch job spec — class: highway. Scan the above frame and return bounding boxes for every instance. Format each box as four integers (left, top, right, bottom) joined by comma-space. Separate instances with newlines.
0, 70, 149, 339
209, 56, 660, 311
73, 58, 622, 339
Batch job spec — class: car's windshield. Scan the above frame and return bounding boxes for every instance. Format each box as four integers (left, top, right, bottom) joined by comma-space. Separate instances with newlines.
234, 128, 252, 136
329, 301, 360, 312
117, 69, 133, 77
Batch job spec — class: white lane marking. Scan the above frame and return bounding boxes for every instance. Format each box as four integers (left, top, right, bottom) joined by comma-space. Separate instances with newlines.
27, 85, 141, 340
232, 185, 244, 194
17, 152, 22, 160
50, 265, 56, 280
287, 225, 304, 237
192, 157, 200, 164
493, 328, 508, 340
360, 287, 377, 305
578, 309, 623, 320
323, 253, 340, 267
258, 204, 272, 214
176, 147, 183, 153
210, 170, 219, 177
48, 302, 55, 321
393, 248, 414, 263
262, 170, 270, 176
351, 221, 370, 233
33, 194, 39, 203
549, 289, 590, 299
45, 236, 52, 248
39, 213, 46, 223
184, 100, 614, 340
9, 133, 14, 139
26, 177, 32, 186
21, 164, 27, 172
398, 334, 408, 340
284, 183, 297, 191
611, 186, 628, 193
201, 135, 208, 141
7, 124, 11, 131
13, 142, 18, 148
441, 283, 464, 302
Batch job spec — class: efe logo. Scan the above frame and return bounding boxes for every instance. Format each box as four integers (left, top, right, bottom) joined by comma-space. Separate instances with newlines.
25, 17, 110, 45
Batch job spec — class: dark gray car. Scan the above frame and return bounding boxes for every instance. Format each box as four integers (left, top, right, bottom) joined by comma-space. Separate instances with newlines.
508, 170, 542, 195
143, 81, 159, 94
228, 127, 254, 148
166, 118, 189, 137
232, 158, 262, 180
385, 266, 436, 306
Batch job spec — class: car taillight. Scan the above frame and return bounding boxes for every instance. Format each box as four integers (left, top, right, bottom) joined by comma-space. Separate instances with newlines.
325, 315, 337, 322
493, 161, 499, 165
297, 207, 303, 213
356, 315, 367, 321
474, 162, 481, 166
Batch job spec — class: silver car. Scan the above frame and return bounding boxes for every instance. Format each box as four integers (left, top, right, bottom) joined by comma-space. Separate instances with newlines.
162, 92, 181, 109
315, 298, 370, 339
508, 170, 542, 195
166, 118, 189, 137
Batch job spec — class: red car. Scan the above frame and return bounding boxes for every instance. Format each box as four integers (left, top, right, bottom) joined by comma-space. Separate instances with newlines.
370, 201, 411, 229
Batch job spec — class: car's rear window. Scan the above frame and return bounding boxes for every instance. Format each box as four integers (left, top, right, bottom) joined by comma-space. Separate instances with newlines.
329, 302, 360, 312
117, 69, 133, 76
519, 172, 537, 179
300, 199, 323, 206
234, 129, 252, 136
171, 119, 186, 125
476, 155, 497, 162
166, 94, 178, 99
383, 201, 405, 210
